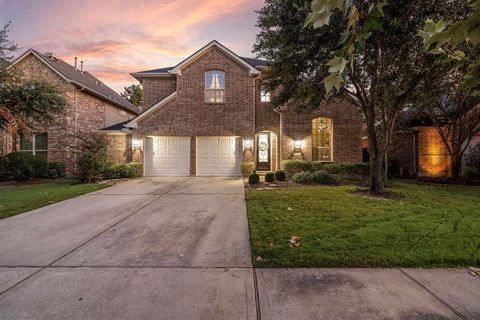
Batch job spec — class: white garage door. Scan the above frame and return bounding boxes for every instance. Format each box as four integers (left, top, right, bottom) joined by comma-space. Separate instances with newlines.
144, 137, 190, 176
196, 137, 242, 176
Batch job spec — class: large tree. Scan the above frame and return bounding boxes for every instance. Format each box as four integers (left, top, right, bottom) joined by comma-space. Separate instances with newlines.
0, 22, 65, 137
121, 84, 143, 109
255, 0, 469, 193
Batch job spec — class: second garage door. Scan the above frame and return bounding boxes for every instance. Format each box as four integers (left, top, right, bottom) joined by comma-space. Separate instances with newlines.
144, 136, 190, 176
196, 137, 242, 176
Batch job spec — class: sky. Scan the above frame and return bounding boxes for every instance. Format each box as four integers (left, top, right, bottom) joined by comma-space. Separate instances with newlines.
0, 0, 264, 92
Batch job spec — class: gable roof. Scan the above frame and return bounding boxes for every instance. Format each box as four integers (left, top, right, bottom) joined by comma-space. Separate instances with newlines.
98, 120, 132, 133
131, 40, 267, 79
10, 49, 140, 115
126, 91, 177, 128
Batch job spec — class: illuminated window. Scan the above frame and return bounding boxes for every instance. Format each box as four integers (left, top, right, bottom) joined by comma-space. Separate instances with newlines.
205, 70, 225, 103
261, 90, 271, 102
20, 133, 48, 159
312, 118, 332, 162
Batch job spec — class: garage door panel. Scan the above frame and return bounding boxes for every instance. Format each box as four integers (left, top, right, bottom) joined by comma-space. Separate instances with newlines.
196, 137, 242, 177
145, 137, 190, 176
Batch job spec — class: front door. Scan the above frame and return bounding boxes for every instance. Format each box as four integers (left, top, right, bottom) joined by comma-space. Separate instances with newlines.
256, 132, 271, 171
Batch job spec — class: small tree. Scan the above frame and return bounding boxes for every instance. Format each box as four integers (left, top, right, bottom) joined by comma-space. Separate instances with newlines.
121, 84, 143, 109
77, 132, 109, 182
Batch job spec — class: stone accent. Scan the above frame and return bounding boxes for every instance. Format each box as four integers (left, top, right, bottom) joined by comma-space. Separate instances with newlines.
0, 53, 137, 175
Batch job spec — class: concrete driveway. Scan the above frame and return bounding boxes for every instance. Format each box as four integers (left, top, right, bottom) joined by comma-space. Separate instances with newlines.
0, 177, 479, 319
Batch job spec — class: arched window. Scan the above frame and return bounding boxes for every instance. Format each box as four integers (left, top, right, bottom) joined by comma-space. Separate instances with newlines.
205, 70, 225, 103
312, 117, 333, 162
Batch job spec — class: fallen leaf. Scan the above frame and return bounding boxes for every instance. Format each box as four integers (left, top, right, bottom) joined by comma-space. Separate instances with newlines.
288, 207, 294, 211
268, 241, 275, 248
256, 256, 264, 262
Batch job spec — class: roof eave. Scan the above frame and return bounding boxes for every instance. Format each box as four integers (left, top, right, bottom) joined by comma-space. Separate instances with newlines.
131, 72, 174, 80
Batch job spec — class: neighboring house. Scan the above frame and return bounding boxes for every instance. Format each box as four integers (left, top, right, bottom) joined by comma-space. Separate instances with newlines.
104, 41, 363, 177
0, 50, 139, 174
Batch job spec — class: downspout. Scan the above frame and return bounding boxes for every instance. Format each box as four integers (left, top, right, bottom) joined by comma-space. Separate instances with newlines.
73, 84, 85, 174
252, 74, 260, 164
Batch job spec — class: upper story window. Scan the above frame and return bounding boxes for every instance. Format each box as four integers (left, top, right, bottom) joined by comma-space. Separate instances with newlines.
20, 132, 48, 160
205, 70, 225, 103
312, 117, 333, 162
261, 90, 271, 102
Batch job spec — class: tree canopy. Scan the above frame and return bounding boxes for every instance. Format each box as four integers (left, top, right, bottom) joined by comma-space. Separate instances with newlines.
121, 84, 143, 109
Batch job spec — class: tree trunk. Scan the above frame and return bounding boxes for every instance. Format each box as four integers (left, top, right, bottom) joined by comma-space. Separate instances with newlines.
370, 154, 385, 194
451, 156, 462, 180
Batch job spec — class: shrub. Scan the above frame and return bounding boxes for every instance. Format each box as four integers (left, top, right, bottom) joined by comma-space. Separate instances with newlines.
463, 166, 480, 180
291, 170, 336, 185
282, 160, 311, 177
77, 133, 109, 182
103, 162, 143, 179
275, 170, 286, 181
265, 172, 275, 182
241, 162, 255, 176
0, 152, 49, 180
465, 144, 480, 173
47, 162, 66, 179
323, 163, 370, 175
248, 171, 260, 184
311, 170, 336, 185
291, 171, 313, 183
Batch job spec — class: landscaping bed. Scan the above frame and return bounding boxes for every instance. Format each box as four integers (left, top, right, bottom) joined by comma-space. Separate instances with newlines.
246, 180, 480, 268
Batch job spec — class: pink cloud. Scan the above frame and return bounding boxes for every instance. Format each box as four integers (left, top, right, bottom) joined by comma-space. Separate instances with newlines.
3, 0, 264, 92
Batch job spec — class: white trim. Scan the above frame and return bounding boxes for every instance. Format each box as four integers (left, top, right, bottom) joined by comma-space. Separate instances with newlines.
131, 72, 173, 79
169, 41, 260, 76
125, 91, 178, 128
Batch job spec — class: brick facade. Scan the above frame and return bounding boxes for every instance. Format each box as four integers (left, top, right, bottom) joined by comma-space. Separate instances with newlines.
107, 134, 133, 163
0, 53, 137, 175
141, 77, 176, 110
132, 44, 363, 175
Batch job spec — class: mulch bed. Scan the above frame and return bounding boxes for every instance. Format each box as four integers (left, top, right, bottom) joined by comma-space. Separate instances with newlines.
350, 188, 406, 200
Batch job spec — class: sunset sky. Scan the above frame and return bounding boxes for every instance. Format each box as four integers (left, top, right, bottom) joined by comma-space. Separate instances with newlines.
0, 0, 264, 92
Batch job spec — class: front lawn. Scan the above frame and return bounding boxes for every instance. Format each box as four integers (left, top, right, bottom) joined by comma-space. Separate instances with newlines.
0, 179, 108, 219
247, 180, 480, 268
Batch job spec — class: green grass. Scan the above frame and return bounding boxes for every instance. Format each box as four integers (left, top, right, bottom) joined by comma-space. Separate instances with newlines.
247, 180, 480, 268
0, 179, 108, 219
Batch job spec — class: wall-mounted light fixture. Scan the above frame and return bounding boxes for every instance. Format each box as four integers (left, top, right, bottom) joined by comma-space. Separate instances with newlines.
294, 139, 303, 151
133, 138, 143, 151
243, 139, 253, 150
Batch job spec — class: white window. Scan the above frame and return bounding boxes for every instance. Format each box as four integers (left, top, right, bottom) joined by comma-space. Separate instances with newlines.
205, 70, 225, 103
261, 90, 271, 102
312, 117, 333, 162
20, 133, 48, 159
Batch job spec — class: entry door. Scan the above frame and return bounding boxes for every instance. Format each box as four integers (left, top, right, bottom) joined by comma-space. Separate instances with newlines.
256, 132, 271, 171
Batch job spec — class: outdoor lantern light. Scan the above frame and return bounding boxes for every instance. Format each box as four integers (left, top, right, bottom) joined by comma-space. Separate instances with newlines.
294, 140, 302, 150
133, 138, 143, 151
243, 139, 253, 150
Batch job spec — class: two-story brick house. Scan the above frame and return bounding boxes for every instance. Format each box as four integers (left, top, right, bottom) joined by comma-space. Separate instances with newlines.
0, 49, 139, 174
117, 41, 363, 176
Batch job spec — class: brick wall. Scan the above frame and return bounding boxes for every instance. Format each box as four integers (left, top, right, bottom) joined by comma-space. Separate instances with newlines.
141, 77, 177, 110
416, 127, 451, 177
2, 53, 136, 175
107, 134, 132, 163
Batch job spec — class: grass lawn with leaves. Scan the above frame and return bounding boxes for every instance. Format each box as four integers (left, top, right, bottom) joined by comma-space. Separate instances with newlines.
247, 180, 480, 268
0, 179, 108, 219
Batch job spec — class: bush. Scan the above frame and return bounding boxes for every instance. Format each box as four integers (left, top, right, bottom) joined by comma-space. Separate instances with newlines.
282, 160, 311, 177
291, 171, 313, 183
265, 172, 275, 182
77, 133, 109, 182
241, 162, 255, 176
0, 152, 49, 180
291, 170, 336, 185
465, 144, 480, 173
248, 171, 260, 184
47, 162, 66, 179
323, 163, 370, 175
275, 170, 286, 181
311, 170, 336, 185
103, 162, 143, 179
